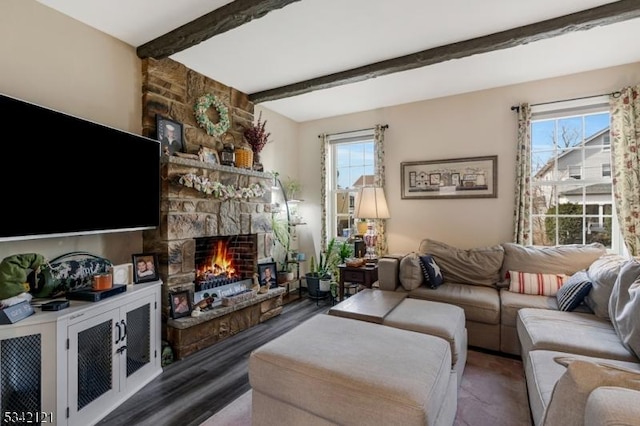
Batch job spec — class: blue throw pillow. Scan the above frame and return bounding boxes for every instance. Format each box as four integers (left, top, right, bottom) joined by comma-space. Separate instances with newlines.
418, 255, 444, 289
556, 270, 592, 312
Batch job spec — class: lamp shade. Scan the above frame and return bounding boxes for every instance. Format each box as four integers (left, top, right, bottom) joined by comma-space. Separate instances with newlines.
354, 187, 390, 219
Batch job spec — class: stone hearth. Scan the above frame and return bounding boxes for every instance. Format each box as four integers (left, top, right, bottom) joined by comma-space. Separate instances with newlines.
143, 156, 281, 356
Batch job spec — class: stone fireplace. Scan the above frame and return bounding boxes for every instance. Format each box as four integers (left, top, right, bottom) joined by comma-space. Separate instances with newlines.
142, 156, 284, 359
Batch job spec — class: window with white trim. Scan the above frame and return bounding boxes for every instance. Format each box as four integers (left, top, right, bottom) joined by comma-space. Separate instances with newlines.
530, 98, 619, 251
326, 131, 376, 240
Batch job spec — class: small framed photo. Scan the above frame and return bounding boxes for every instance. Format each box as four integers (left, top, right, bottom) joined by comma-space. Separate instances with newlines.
257, 261, 277, 289
156, 115, 184, 156
132, 253, 159, 284
169, 290, 192, 319
198, 145, 220, 165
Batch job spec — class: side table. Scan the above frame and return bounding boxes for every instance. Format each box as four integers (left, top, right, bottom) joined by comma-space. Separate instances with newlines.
338, 264, 378, 302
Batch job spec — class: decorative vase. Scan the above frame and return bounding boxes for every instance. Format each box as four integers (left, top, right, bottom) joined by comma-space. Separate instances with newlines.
253, 151, 263, 171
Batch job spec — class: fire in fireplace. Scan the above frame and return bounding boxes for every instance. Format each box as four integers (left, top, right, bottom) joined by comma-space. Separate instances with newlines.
194, 234, 257, 292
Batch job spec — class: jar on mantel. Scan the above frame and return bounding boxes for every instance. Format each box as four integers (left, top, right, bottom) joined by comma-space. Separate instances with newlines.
220, 142, 235, 167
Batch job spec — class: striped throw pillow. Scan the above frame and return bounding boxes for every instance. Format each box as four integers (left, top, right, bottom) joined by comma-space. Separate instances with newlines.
556, 270, 592, 312
508, 271, 568, 296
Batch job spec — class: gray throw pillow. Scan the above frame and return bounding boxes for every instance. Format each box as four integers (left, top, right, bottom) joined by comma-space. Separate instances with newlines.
398, 253, 424, 291
608, 259, 640, 359
584, 254, 628, 319
418, 239, 504, 287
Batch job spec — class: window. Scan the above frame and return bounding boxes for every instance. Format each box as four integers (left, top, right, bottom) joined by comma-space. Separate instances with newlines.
326, 131, 376, 240
530, 99, 617, 249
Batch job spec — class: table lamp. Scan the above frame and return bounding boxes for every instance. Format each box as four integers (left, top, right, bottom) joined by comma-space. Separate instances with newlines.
354, 187, 390, 260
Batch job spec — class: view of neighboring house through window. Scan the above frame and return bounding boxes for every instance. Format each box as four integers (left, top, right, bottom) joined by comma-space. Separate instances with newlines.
530, 100, 616, 249
327, 134, 375, 240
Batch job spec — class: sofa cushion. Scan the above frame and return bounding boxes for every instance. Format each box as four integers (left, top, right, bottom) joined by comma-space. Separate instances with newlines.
524, 350, 640, 426
418, 239, 504, 287
542, 357, 640, 426
517, 308, 638, 362
418, 254, 444, 288
410, 282, 500, 325
609, 259, 640, 359
556, 270, 592, 312
585, 254, 627, 319
500, 242, 606, 284
507, 271, 568, 296
398, 253, 424, 291
500, 289, 558, 328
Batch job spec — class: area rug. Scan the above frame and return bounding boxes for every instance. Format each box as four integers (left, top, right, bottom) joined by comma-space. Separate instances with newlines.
201, 349, 531, 425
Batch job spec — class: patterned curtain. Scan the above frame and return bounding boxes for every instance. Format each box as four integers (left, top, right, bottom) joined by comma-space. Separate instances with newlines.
513, 103, 532, 245
610, 86, 640, 256
320, 133, 330, 249
373, 124, 388, 256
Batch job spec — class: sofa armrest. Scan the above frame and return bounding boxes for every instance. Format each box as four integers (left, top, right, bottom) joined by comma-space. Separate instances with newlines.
378, 254, 408, 291
585, 386, 640, 426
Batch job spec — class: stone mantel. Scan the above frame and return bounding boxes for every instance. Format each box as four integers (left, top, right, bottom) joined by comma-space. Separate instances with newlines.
162, 155, 274, 179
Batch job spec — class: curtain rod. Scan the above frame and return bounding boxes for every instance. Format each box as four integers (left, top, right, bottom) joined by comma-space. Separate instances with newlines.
318, 124, 389, 138
510, 91, 621, 112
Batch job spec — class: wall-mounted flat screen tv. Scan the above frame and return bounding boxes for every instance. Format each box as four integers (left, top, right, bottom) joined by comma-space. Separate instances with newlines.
0, 92, 161, 242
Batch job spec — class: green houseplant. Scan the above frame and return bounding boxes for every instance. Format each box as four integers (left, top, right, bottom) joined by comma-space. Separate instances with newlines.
306, 238, 339, 298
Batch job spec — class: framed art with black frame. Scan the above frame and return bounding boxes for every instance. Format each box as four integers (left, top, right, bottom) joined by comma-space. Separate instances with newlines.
169, 289, 192, 319
401, 155, 497, 200
257, 261, 277, 289
132, 253, 159, 284
156, 115, 184, 156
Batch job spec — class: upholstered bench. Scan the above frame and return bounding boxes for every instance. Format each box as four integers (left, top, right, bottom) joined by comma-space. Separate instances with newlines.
329, 289, 467, 385
249, 314, 457, 425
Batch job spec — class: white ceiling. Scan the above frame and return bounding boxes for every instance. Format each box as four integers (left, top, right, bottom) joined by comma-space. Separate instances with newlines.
36, 0, 640, 122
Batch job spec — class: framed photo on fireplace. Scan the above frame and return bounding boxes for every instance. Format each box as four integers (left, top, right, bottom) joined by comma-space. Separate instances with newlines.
132, 253, 159, 284
257, 261, 277, 289
169, 289, 192, 319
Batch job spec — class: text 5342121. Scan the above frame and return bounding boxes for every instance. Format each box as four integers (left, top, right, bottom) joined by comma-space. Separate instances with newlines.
3, 412, 54, 423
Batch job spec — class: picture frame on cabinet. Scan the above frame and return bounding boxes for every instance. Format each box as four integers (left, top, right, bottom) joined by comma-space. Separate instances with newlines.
156, 115, 184, 156
169, 290, 192, 319
132, 253, 159, 284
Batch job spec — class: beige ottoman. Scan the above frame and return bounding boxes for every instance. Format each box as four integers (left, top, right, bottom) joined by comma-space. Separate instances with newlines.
249, 314, 457, 426
329, 289, 467, 386
384, 298, 467, 386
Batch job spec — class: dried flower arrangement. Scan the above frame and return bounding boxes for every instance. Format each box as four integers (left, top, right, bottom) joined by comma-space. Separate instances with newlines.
243, 111, 271, 154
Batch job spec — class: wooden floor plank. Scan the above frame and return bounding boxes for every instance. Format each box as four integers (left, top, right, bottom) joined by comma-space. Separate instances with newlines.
97, 296, 332, 426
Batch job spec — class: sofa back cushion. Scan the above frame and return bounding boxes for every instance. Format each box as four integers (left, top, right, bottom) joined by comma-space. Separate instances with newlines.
585, 254, 628, 319
608, 259, 640, 359
500, 243, 606, 285
418, 239, 504, 287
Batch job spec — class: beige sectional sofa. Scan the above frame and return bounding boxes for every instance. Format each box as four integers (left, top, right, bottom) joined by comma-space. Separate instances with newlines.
378, 239, 606, 354
379, 239, 640, 425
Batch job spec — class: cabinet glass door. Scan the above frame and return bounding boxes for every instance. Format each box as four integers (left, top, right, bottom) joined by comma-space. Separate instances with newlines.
68, 309, 119, 426
0, 334, 41, 417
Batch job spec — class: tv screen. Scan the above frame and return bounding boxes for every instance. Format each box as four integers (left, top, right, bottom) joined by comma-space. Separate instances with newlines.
0, 93, 161, 242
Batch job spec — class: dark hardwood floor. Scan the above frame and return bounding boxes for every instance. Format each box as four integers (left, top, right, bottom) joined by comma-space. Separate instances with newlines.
97, 294, 332, 426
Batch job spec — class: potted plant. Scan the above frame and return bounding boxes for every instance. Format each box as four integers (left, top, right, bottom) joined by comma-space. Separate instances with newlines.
243, 111, 271, 169
337, 240, 354, 265
282, 176, 303, 201
271, 215, 293, 284
305, 238, 339, 298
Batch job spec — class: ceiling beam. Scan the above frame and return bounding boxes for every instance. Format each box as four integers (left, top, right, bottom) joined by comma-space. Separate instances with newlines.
249, 0, 640, 104
137, 0, 301, 59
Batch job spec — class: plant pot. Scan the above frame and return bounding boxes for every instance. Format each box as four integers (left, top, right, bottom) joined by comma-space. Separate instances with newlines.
305, 273, 330, 299
277, 271, 294, 284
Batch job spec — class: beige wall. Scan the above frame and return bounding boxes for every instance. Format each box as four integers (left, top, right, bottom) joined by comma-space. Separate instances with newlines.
0, 0, 142, 263
294, 62, 640, 257
1, 1, 638, 269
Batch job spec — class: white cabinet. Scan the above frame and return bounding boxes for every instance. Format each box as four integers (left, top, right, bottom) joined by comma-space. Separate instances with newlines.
0, 281, 162, 426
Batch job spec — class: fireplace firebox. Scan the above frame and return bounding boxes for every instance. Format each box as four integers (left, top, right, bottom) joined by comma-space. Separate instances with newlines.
194, 234, 257, 292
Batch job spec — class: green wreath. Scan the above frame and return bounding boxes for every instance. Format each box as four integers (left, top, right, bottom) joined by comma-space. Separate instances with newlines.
194, 93, 230, 137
